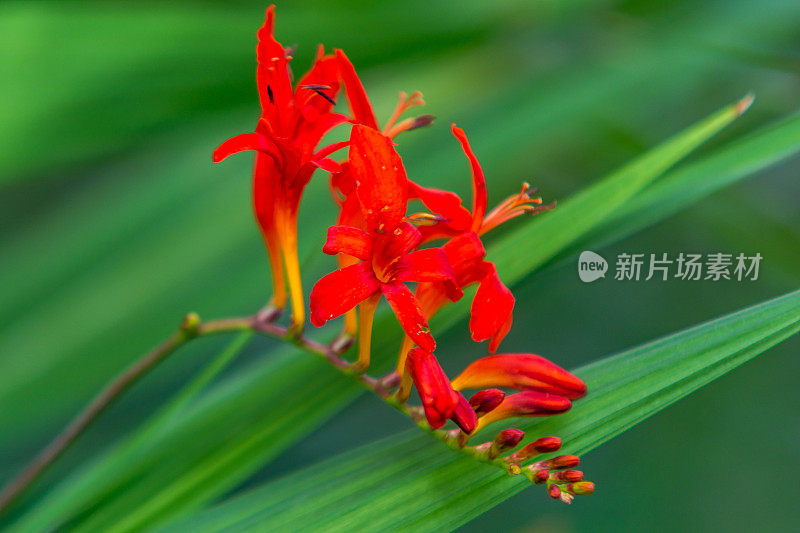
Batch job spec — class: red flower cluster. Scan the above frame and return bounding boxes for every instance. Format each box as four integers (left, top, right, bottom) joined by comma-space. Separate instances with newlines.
214, 5, 592, 502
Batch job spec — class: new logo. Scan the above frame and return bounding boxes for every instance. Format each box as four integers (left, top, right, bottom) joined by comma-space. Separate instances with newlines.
578, 251, 608, 283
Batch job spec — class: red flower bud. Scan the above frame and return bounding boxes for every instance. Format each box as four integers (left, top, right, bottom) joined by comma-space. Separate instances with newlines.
488, 429, 524, 459
551, 470, 584, 482
451, 354, 587, 399
531, 436, 562, 453
494, 429, 525, 450
474, 391, 572, 431
547, 455, 580, 470
533, 469, 549, 484
506, 436, 562, 463
548, 484, 561, 499
566, 481, 595, 495
468, 389, 505, 416
407, 347, 458, 429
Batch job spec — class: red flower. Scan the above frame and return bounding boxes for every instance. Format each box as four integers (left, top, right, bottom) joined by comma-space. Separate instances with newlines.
326, 57, 433, 339
451, 353, 587, 399
406, 347, 476, 432
406, 125, 555, 357
310, 126, 461, 368
212, 5, 348, 330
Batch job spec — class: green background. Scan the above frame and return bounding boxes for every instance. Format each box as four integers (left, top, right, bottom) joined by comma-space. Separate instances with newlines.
1, 0, 798, 531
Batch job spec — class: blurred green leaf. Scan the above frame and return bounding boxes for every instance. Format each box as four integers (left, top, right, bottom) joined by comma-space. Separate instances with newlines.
560, 110, 800, 263
159, 288, 800, 533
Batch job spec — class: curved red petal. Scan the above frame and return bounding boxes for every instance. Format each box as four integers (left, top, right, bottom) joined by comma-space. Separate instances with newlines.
335, 49, 379, 129
313, 158, 342, 174
441, 233, 486, 283
213, 132, 277, 163
381, 281, 435, 352
322, 225, 373, 260
408, 180, 472, 232
310, 262, 379, 327
295, 52, 341, 115
294, 112, 349, 157
451, 125, 487, 232
478, 391, 572, 428
451, 353, 587, 399
256, 6, 293, 117
488, 313, 513, 353
349, 125, 408, 233
451, 392, 478, 433
407, 347, 458, 429
469, 262, 514, 345
393, 248, 462, 301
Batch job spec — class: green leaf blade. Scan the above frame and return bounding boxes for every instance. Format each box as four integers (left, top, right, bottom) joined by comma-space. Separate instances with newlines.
160, 288, 800, 533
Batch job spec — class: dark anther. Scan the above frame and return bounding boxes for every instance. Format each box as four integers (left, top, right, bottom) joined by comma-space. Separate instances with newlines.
302, 84, 336, 106
267, 84, 275, 104
409, 114, 435, 131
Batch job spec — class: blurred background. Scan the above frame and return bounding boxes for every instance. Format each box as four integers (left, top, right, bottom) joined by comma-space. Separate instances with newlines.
1, 0, 799, 531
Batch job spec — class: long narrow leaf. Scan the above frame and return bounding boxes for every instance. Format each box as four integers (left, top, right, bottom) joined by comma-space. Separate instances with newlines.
161, 288, 800, 533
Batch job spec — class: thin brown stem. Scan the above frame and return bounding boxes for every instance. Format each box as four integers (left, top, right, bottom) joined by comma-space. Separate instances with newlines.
0, 309, 519, 517
0, 313, 365, 516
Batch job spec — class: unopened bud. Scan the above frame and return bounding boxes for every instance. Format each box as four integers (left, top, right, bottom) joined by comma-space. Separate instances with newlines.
566, 481, 595, 495
469, 389, 505, 416
547, 455, 580, 470
551, 470, 583, 483
505, 436, 562, 463
181, 312, 201, 335
547, 484, 561, 499
488, 429, 524, 459
532, 469, 549, 484
530, 436, 561, 453
507, 463, 522, 476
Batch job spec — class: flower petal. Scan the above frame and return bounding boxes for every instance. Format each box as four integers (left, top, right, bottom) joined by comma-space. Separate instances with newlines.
322, 225, 373, 260
335, 49, 379, 129
349, 125, 408, 233
451, 392, 478, 433
212, 131, 278, 163
477, 391, 572, 430
408, 180, 472, 233
295, 49, 341, 114
441, 232, 486, 283
310, 262, 380, 327
256, 6, 293, 118
406, 347, 458, 429
393, 248, 462, 301
381, 281, 435, 352
451, 125, 487, 232
451, 353, 587, 399
469, 262, 514, 347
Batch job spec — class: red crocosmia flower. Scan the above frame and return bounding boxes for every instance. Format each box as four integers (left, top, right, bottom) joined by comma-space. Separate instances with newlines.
325, 54, 433, 339
451, 353, 587, 399
400, 125, 554, 360
212, 5, 348, 331
474, 391, 572, 433
395, 127, 542, 387
406, 347, 475, 431
310, 126, 461, 369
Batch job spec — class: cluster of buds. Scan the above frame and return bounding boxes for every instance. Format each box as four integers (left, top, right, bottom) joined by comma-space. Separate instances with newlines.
503, 438, 595, 503
213, 5, 593, 503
